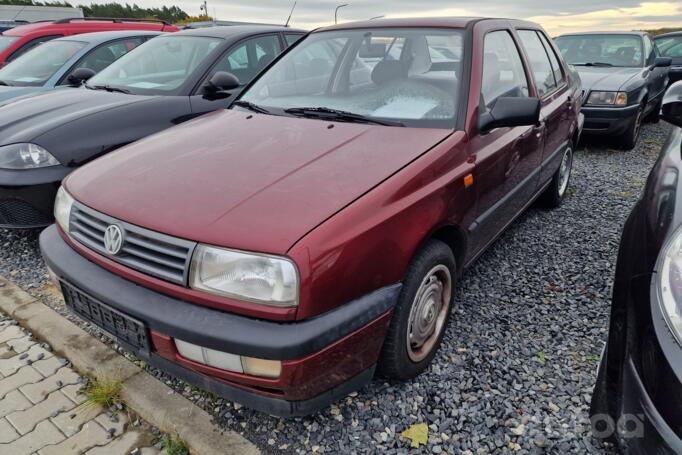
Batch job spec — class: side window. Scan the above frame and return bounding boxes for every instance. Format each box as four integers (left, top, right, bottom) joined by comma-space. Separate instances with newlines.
208, 34, 281, 86
285, 34, 304, 47
537, 32, 564, 85
481, 31, 529, 109
518, 30, 557, 97
72, 38, 144, 74
7, 35, 62, 62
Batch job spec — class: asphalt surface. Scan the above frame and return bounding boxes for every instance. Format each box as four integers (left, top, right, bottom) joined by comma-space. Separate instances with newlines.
0, 121, 671, 454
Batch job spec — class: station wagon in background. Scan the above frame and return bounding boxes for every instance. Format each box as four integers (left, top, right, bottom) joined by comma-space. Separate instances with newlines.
0, 17, 179, 66
655, 31, 682, 86
556, 31, 671, 149
0, 30, 162, 103
0, 25, 304, 229
41, 17, 582, 416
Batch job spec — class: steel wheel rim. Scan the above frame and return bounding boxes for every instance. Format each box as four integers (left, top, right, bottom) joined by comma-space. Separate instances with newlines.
406, 264, 452, 362
558, 147, 573, 197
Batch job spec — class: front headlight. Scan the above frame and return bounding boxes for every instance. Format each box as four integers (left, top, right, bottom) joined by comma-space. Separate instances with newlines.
54, 186, 74, 234
0, 143, 60, 169
586, 91, 628, 106
189, 245, 299, 307
658, 224, 682, 345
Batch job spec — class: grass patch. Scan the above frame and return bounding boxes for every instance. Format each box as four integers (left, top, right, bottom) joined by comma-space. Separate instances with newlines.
80, 375, 122, 410
537, 351, 547, 364
161, 433, 189, 455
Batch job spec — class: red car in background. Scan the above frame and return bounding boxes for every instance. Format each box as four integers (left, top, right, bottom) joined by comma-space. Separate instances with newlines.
0, 17, 179, 66
41, 17, 583, 416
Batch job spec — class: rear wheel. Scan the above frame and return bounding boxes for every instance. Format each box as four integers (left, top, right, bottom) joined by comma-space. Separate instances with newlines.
618, 105, 643, 150
378, 240, 455, 380
540, 145, 573, 208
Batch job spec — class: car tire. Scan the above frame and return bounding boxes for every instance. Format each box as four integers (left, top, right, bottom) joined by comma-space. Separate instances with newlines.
378, 240, 455, 380
618, 105, 643, 150
540, 144, 573, 208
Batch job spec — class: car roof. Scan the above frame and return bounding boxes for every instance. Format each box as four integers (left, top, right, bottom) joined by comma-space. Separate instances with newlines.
50, 30, 163, 44
1, 19, 170, 36
655, 31, 682, 39
557, 31, 648, 38
316, 17, 541, 32
174, 25, 305, 39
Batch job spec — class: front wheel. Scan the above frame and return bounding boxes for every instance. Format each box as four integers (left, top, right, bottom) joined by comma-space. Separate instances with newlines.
540, 145, 573, 208
378, 240, 455, 380
618, 106, 643, 150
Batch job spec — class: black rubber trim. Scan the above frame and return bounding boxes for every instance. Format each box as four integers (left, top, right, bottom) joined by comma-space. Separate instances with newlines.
150, 353, 376, 417
0, 165, 71, 186
40, 225, 401, 360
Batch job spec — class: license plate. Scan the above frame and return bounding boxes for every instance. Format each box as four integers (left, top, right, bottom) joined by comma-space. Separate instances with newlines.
61, 281, 150, 355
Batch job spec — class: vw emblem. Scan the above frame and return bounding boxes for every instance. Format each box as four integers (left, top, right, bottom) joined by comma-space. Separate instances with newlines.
103, 225, 124, 255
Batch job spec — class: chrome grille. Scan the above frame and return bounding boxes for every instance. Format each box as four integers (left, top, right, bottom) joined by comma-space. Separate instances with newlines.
69, 202, 196, 285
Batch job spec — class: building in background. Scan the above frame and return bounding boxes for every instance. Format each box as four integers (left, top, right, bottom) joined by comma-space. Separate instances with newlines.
0, 5, 83, 23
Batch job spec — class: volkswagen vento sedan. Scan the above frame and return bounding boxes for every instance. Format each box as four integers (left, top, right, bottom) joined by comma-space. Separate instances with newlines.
591, 81, 682, 453
41, 18, 582, 416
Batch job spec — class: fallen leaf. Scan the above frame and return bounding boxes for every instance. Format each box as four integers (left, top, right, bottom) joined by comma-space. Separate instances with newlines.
401, 423, 428, 448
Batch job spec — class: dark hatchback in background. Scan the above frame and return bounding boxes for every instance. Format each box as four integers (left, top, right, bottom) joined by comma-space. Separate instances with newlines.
556, 32, 671, 149
591, 81, 682, 453
655, 32, 682, 86
0, 25, 304, 229
41, 17, 581, 416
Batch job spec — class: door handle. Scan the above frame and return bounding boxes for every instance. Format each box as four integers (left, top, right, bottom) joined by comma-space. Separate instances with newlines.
534, 121, 546, 138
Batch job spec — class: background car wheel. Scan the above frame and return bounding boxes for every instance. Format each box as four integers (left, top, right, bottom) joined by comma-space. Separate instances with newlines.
618, 105, 643, 150
378, 240, 455, 380
540, 145, 573, 208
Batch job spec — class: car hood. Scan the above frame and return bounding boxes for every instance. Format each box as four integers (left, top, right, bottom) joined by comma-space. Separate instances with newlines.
0, 88, 153, 146
66, 109, 453, 254
574, 66, 643, 93
0, 85, 44, 103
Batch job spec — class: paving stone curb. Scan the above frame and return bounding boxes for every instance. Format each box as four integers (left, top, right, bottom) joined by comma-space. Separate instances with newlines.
0, 275, 260, 455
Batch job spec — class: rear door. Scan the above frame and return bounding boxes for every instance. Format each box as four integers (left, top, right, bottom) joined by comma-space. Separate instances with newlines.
190, 34, 283, 114
467, 27, 544, 251
517, 29, 572, 184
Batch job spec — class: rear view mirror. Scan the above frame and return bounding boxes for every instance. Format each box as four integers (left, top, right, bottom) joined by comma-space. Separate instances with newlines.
662, 81, 682, 128
67, 67, 96, 86
359, 42, 387, 58
479, 97, 541, 133
655, 57, 673, 68
203, 71, 240, 94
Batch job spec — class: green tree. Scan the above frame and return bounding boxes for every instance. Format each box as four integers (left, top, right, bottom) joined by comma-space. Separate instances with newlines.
0, 1, 189, 23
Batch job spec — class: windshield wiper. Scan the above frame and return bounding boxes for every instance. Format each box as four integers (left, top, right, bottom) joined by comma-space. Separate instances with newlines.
233, 100, 271, 114
85, 83, 131, 94
284, 107, 405, 127
573, 62, 614, 67
0, 80, 12, 86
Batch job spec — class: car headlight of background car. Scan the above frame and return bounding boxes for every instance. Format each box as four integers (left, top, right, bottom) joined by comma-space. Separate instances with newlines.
54, 186, 74, 234
586, 91, 628, 106
189, 245, 299, 307
0, 143, 60, 169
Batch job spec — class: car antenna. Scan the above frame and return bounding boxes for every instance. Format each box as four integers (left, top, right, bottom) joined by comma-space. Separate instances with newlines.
285, 1, 297, 27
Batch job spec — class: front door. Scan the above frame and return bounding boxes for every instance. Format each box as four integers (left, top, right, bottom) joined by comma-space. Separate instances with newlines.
190, 34, 283, 114
467, 29, 544, 254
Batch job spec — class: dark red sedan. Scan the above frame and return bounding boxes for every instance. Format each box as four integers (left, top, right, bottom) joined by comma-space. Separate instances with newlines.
40, 17, 583, 416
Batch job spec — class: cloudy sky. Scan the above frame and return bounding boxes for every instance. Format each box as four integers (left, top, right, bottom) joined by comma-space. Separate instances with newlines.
131, 0, 682, 34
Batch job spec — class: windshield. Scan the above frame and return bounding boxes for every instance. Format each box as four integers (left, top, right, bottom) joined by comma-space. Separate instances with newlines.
0, 35, 18, 54
88, 35, 223, 95
239, 28, 465, 129
555, 34, 643, 67
656, 36, 682, 58
0, 39, 85, 86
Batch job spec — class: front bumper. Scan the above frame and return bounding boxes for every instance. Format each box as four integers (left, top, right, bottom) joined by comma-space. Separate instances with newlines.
40, 225, 400, 416
0, 166, 71, 229
581, 104, 640, 136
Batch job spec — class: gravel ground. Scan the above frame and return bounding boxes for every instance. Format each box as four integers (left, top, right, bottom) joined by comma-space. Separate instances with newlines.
0, 121, 672, 454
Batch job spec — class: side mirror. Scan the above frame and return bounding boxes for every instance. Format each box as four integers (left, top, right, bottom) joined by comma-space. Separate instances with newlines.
67, 67, 96, 86
662, 81, 682, 128
654, 57, 673, 68
203, 71, 240, 94
479, 97, 541, 133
